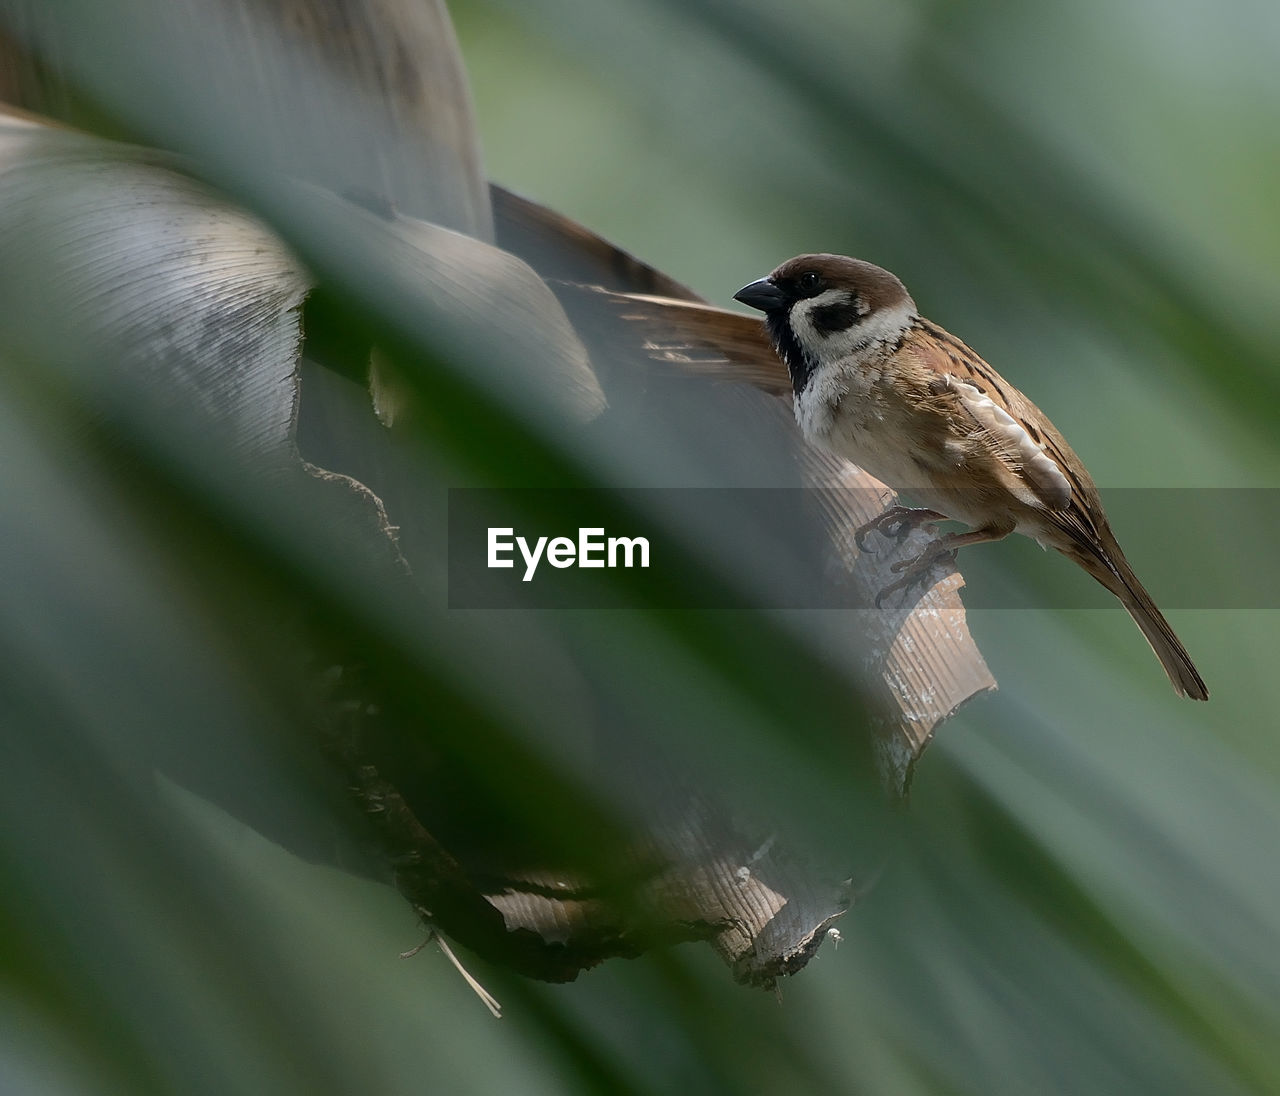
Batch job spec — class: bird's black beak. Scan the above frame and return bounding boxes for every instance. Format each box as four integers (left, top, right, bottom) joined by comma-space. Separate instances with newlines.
733, 277, 787, 313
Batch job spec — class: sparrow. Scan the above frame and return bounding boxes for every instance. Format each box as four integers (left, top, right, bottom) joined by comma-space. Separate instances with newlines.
734, 254, 1208, 700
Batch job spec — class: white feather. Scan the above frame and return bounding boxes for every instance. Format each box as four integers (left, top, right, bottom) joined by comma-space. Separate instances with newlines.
947, 377, 1071, 509
791, 298, 930, 498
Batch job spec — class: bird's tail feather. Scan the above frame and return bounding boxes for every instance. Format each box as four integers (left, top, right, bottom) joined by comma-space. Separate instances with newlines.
1089, 541, 1208, 701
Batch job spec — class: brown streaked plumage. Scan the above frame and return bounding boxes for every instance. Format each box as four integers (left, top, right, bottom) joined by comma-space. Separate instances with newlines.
733, 254, 1208, 701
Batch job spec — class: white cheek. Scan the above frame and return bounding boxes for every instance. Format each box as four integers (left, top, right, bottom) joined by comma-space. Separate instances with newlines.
789, 289, 852, 349
791, 293, 914, 359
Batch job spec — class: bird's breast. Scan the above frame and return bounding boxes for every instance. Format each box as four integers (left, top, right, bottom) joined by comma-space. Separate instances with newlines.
797, 361, 918, 474
794, 358, 991, 525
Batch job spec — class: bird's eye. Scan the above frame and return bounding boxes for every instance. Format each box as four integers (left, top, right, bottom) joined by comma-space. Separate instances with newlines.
798, 271, 822, 296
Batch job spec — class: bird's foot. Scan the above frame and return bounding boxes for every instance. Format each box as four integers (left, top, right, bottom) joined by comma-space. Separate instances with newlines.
873, 542, 958, 608
854, 506, 946, 553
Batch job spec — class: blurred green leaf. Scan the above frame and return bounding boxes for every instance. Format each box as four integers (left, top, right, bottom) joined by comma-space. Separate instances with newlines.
2, 1, 1279, 1094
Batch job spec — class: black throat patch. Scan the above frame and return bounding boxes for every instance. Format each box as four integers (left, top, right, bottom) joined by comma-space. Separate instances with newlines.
766, 313, 817, 396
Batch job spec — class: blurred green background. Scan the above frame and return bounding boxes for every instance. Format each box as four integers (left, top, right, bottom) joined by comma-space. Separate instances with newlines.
456, 0, 1280, 760
3, 1, 1280, 1093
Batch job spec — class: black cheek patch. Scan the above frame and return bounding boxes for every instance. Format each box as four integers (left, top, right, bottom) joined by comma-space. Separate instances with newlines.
810, 300, 862, 334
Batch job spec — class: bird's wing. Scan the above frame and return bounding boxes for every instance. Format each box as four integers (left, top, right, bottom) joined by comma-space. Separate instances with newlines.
569, 287, 793, 396
909, 320, 1084, 512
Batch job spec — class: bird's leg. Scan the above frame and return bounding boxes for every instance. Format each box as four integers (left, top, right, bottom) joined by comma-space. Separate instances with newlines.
854, 506, 948, 552
874, 522, 1014, 607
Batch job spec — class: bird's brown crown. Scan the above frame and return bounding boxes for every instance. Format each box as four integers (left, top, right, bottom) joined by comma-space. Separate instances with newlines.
769, 254, 913, 315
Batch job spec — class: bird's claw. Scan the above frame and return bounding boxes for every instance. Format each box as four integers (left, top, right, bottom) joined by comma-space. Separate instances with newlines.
854, 506, 945, 553
874, 546, 957, 608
